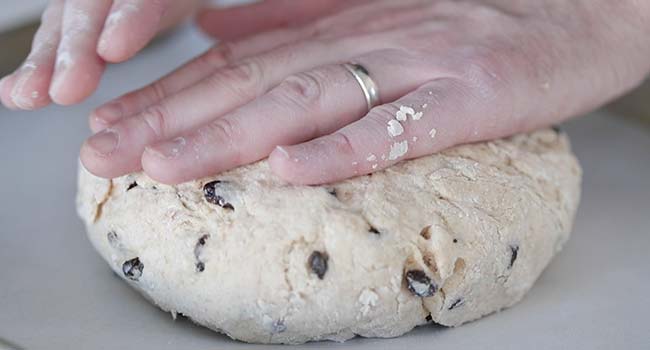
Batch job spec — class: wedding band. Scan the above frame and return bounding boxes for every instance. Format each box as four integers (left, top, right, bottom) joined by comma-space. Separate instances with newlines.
343, 63, 380, 111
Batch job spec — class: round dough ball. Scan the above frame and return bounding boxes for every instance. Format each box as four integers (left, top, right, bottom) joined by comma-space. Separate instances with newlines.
76, 129, 581, 344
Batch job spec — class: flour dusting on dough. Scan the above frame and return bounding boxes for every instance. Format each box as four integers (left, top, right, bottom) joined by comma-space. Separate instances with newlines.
358, 289, 379, 316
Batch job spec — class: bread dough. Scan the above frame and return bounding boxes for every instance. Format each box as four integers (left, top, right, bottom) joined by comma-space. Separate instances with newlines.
76, 128, 581, 344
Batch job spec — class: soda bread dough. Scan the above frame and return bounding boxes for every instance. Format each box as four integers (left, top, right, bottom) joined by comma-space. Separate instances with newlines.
76, 128, 581, 344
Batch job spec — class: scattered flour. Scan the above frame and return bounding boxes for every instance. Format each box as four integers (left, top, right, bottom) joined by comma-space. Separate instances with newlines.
395, 110, 407, 122
429, 128, 438, 139
358, 289, 379, 317
387, 120, 404, 137
388, 141, 408, 160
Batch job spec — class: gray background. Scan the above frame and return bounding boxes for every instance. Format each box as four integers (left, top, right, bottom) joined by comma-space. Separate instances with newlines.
1, 23, 649, 350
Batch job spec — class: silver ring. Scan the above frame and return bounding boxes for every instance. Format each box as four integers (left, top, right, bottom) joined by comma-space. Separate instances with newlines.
343, 63, 380, 111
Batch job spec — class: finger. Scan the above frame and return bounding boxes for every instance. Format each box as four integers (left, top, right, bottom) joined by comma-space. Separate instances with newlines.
97, 0, 175, 62
81, 37, 388, 178
0, 74, 19, 110
89, 25, 319, 132
269, 77, 510, 185
139, 50, 445, 184
3, 0, 64, 110
50, 0, 112, 105
197, 0, 351, 40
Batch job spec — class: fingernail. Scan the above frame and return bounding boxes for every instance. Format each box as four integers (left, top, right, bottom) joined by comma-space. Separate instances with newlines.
49, 52, 73, 99
275, 145, 301, 163
274, 146, 290, 159
146, 137, 187, 159
93, 102, 123, 125
87, 129, 120, 156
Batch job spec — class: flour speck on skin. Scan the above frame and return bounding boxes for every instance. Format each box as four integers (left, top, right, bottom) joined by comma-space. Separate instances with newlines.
429, 128, 438, 139
11, 62, 38, 108
400, 106, 415, 115
56, 7, 92, 68
372, 164, 378, 169
169, 137, 186, 157
388, 141, 408, 160
422, 103, 428, 109
56, 52, 73, 69
412, 136, 418, 142
101, 3, 141, 46
397, 105, 424, 121
366, 154, 377, 162
395, 109, 407, 122
387, 119, 404, 137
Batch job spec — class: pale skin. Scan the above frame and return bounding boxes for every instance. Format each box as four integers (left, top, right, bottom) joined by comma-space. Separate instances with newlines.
1, 0, 649, 185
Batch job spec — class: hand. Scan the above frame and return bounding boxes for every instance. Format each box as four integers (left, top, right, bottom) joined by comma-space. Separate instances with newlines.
79, 0, 650, 185
0, 0, 199, 109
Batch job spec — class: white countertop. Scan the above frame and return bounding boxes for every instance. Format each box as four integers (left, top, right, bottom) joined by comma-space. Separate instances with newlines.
0, 24, 649, 350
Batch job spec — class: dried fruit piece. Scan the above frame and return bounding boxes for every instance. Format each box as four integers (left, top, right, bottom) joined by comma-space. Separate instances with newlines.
509, 245, 519, 268
405, 270, 436, 297
420, 226, 431, 240
272, 319, 287, 334
203, 181, 235, 210
107, 231, 119, 247
448, 298, 464, 310
308, 251, 329, 279
127, 182, 138, 191
369, 226, 380, 235
194, 234, 209, 273
122, 257, 144, 281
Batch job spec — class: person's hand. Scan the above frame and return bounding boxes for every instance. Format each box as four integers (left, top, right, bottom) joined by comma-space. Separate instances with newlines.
0, 0, 199, 110
80, 0, 650, 185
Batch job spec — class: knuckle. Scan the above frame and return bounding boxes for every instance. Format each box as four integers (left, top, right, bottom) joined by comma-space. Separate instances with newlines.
140, 105, 169, 139
327, 131, 356, 156
147, 81, 167, 102
224, 58, 263, 86
200, 43, 237, 69
275, 72, 324, 110
206, 117, 241, 144
209, 58, 264, 100
204, 118, 243, 163
369, 103, 401, 124
451, 46, 512, 100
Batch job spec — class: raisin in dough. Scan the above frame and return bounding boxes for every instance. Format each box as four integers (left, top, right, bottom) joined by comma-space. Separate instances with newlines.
76, 129, 581, 344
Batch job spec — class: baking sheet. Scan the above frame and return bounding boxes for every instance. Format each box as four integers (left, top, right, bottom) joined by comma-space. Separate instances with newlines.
0, 24, 649, 350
